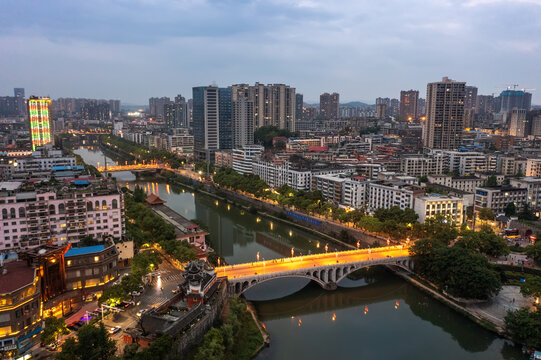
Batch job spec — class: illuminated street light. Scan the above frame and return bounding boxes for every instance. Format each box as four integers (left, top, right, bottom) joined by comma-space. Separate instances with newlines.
291, 248, 294, 257
325, 244, 328, 253
356, 241, 360, 249
256, 252, 260, 261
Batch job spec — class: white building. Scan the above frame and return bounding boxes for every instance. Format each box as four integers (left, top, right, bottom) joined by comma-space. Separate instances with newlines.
414, 195, 464, 224
367, 181, 425, 211
232, 145, 264, 175
400, 155, 445, 177
474, 186, 528, 214
443, 151, 492, 176
427, 174, 484, 193
526, 159, 541, 177
510, 177, 541, 210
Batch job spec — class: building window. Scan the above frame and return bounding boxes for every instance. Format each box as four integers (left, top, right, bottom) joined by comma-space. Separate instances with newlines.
94, 256, 99, 262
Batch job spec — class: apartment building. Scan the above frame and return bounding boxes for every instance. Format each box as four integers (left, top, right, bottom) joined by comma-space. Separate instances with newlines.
474, 186, 527, 214
400, 155, 445, 177
443, 151, 494, 176
427, 174, 484, 193
367, 180, 425, 211
526, 159, 541, 177
414, 195, 464, 224
0, 180, 124, 251
510, 177, 541, 210
232, 145, 264, 175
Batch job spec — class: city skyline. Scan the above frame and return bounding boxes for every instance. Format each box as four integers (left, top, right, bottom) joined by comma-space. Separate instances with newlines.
1, 0, 541, 104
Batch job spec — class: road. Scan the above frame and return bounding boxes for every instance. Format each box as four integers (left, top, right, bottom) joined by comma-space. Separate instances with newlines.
215, 246, 410, 280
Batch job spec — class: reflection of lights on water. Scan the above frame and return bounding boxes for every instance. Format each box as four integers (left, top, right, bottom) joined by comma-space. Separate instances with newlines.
395, 301, 399, 309
364, 306, 368, 315
298, 318, 302, 326
331, 313, 336, 321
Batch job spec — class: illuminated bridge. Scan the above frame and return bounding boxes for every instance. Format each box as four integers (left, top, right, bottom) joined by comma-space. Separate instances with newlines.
215, 246, 412, 295
97, 164, 167, 172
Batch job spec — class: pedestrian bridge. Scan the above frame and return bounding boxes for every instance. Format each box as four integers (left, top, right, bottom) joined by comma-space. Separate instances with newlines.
215, 245, 412, 295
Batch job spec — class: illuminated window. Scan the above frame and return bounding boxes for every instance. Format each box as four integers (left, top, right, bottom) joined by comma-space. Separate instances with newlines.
67, 260, 71, 266
94, 256, 99, 262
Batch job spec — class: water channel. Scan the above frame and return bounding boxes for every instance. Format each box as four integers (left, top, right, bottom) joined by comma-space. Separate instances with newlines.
75, 147, 527, 360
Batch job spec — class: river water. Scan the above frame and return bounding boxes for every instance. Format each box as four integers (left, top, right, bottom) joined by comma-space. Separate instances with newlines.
75, 147, 527, 360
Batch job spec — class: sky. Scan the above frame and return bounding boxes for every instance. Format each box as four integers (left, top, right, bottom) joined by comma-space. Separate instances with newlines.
1, 0, 541, 105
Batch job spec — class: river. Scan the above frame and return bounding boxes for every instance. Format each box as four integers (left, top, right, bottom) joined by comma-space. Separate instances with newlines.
75, 147, 527, 360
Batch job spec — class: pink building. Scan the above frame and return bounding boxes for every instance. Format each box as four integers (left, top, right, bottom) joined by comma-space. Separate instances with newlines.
0, 179, 124, 251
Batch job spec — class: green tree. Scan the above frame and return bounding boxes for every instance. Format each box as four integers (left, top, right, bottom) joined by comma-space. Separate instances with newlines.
194, 328, 225, 360
504, 308, 541, 348
526, 243, 541, 264
418, 175, 428, 184
131, 250, 162, 276
41, 317, 69, 346
56, 323, 116, 360
519, 202, 537, 221
423, 214, 459, 245
478, 207, 495, 221
520, 276, 541, 298
485, 175, 498, 187
504, 202, 517, 217
358, 216, 383, 233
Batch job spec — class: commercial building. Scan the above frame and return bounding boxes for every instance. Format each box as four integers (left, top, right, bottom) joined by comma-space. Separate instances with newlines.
414, 195, 464, 224
0, 261, 41, 357
423, 77, 466, 149
193, 86, 232, 162
28, 97, 53, 151
320, 93, 339, 120
0, 179, 124, 251
232, 145, 264, 175
148, 97, 171, 118
399, 90, 419, 121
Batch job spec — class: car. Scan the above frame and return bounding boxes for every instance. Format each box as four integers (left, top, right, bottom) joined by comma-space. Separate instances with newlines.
108, 326, 121, 335
136, 309, 147, 317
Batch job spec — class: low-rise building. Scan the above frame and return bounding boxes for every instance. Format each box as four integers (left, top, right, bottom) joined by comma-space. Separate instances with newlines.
400, 155, 444, 177
367, 180, 425, 211
474, 186, 528, 214
427, 174, 484, 193
414, 195, 464, 224
214, 150, 232, 168
0, 261, 41, 357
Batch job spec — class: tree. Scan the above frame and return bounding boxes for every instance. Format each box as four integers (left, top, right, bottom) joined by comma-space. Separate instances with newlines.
131, 250, 162, 276
357, 216, 383, 234
194, 328, 225, 360
504, 308, 541, 348
520, 276, 541, 298
423, 214, 459, 245
418, 176, 428, 184
56, 323, 116, 360
41, 317, 69, 345
478, 207, 495, 221
133, 185, 147, 203
504, 202, 517, 217
526, 243, 541, 264
485, 175, 498, 187
519, 202, 537, 221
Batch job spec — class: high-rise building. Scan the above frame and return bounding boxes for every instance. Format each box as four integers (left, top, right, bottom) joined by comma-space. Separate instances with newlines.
295, 93, 303, 122
14, 88, 24, 98
108, 99, 121, 117
28, 97, 53, 150
476, 95, 495, 114
193, 86, 232, 162
399, 90, 419, 121
423, 77, 466, 150
508, 108, 528, 137
320, 92, 339, 120
376, 104, 387, 119
148, 97, 171, 118
529, 111, 541, 137
499, 90, 532, 113
232, 85, 254, 148
14, 88, 25, 116
390, 98, 400, 117
81, 101, 110, 121
164, 95, 188, 129
464, 86, 478, 111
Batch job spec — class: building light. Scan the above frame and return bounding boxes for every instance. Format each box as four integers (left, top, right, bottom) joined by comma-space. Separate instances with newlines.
94, 256, 99, 262
67, 260, 71, 266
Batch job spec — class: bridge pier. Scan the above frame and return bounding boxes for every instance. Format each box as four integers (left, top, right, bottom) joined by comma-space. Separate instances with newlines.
322, 282, 337, 291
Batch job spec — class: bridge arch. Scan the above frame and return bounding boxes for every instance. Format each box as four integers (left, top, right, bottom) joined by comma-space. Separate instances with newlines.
231, 273, 328, 295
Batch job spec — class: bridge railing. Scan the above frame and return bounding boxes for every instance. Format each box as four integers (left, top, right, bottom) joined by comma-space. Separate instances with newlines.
215, 245, 409, 273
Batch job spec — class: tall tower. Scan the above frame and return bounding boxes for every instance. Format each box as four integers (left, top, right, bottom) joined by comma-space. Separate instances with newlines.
423, 77, 466, 149
399, 90, 419, 121
295, 93, 303, 122
320, 92, 339, 120
231, 85, 254, 148
28, 96, 53, 150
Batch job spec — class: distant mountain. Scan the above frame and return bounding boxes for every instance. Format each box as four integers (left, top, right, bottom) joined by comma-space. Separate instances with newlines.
305, 101, 373, 107
341, 101, 373, 107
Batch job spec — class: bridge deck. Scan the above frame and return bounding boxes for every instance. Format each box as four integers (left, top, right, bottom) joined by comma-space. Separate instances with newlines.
216, 246, 410, 280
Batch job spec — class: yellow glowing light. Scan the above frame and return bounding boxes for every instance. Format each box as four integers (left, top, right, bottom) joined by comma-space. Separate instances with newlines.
94, 256, 99, 262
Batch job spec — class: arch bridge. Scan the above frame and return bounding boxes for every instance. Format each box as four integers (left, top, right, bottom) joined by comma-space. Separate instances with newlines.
215, 245, 412, 295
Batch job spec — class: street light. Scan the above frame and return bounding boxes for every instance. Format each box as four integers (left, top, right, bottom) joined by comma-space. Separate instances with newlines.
291, 248, 294, 257
325, 244, 328, 253
256, 252, 260, 262
356, 241, 360, 249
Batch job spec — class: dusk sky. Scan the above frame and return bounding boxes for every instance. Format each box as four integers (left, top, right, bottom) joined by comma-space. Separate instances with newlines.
2, 0, 541, 105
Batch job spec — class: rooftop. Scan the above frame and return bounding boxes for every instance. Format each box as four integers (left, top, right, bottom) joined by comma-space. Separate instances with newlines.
0, 261, 36, 294
65, 245, 105, 257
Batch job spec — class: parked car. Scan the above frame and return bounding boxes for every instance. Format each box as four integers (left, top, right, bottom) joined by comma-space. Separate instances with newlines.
108, 326, 121, 335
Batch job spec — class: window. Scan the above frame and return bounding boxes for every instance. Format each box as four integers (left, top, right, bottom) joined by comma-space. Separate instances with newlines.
9, 208, 15, 219
112, 199, 118, 209
85, 269, 92, 276
58, 204, 65, 214
49, 205, 55, 215
87, 202, 93, 211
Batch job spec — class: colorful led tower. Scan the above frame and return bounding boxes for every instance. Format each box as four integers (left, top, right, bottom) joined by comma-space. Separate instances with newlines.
27, 97, 52, 150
